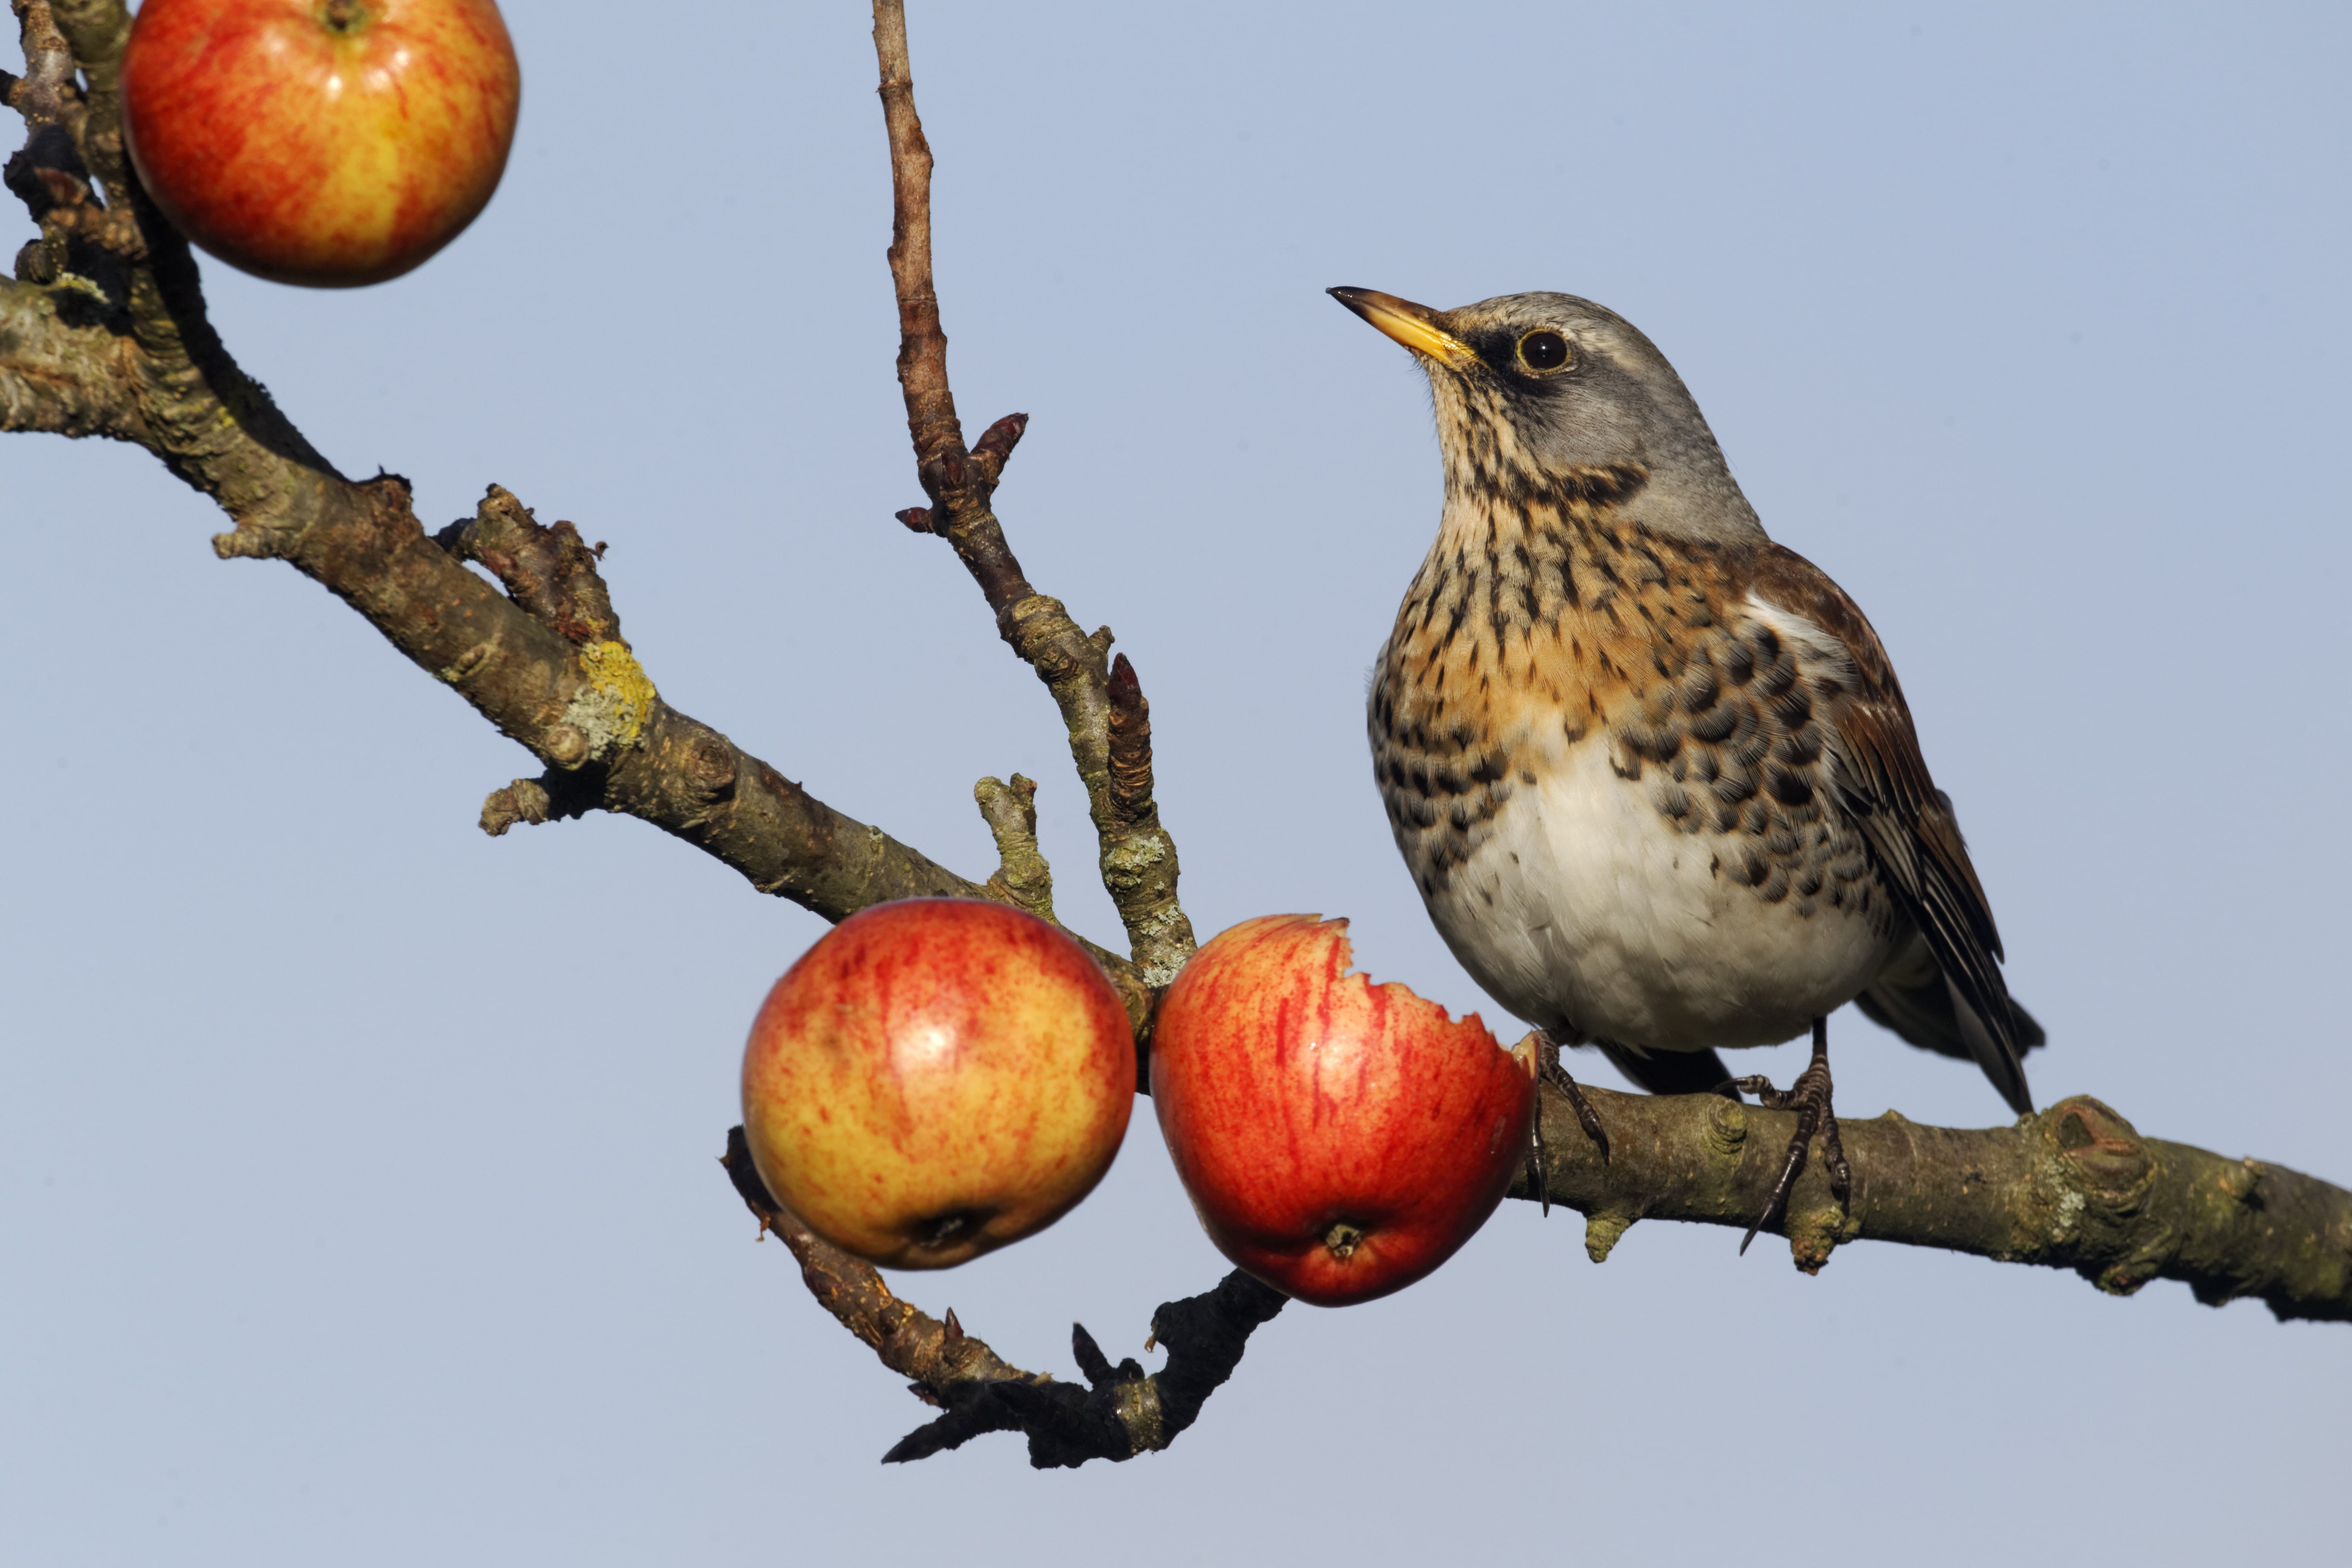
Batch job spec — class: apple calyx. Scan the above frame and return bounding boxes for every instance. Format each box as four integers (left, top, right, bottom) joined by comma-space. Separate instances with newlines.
1323, 1221, 1367, 1262
909, 1206, 991, 1254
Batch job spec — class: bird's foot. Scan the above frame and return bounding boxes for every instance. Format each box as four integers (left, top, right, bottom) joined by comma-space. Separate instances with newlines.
1537, 1030, 1611, 1162
1526, 1029, 1609, 1216
1728, 1019, 1850, 1254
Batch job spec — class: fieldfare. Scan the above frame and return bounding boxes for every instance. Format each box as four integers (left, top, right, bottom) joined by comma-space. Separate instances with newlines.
1331, 287, 2043, 1247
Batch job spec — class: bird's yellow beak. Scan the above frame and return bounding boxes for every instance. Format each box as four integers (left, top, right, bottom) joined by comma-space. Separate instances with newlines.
1328, 287, 1479, 371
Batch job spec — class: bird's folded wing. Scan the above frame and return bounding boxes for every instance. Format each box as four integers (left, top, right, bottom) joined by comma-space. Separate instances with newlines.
1748, 546, 2034, 1112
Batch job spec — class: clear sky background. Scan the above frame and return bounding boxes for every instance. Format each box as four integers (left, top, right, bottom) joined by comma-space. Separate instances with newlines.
7, 1, 2349, 1562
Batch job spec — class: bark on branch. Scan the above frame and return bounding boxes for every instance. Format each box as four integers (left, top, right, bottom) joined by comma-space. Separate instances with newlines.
721, 1127, 1285, 1468
713, 1080, 2350, 1470
1524, 1081, 2352, 1321
870, 0, 1195, 985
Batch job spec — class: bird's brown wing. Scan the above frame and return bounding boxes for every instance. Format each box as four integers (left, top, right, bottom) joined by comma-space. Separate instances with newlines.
1747, 545, 2036, 1114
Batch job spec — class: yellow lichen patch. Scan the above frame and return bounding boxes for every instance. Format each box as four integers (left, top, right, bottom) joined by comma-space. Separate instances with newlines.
563, 639, 658, 760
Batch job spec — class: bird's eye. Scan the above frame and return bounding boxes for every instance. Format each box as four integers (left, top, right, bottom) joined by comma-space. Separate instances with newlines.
1517, 331, 1570, 371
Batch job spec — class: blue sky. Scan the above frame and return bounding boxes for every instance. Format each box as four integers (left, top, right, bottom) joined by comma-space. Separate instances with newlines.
7, 2, 2348, 1562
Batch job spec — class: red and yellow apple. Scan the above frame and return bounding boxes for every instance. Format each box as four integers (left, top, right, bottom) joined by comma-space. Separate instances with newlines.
741, 898, 1136, 1270
1151, 914, 1536, 1306
121, 0, 522, 287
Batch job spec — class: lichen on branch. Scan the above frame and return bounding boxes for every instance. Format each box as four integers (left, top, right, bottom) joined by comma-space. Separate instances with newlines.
975, 772, 1056, 922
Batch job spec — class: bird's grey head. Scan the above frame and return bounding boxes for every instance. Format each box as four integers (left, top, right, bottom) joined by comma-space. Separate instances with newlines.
1330, 287, 1764, 544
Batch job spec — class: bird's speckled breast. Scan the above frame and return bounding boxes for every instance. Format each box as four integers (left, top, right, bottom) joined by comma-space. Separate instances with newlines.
1367, 480, 1905, 1042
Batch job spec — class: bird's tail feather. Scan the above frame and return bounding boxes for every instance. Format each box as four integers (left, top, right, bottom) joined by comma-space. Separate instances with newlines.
1853, 974, 2043, 1116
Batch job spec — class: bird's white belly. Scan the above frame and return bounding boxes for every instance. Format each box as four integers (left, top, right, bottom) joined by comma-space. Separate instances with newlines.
1422, 742, 1896, 1053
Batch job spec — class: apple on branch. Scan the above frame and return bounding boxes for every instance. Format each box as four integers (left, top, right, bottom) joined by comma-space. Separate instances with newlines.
740, 899, 1137, 1270
1151, 914, 1538, 1306
121, 0, 522, 287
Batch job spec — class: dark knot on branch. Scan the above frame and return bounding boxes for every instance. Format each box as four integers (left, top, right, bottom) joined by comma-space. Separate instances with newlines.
898, 414, 1025, 534
969, 411, 1028, 486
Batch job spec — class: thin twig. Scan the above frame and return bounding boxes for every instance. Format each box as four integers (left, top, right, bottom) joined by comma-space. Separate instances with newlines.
7, 1, 77, 130
868, 0, 1196, 984
723, 1128, 1285, 1468
975, 773, 1056, 922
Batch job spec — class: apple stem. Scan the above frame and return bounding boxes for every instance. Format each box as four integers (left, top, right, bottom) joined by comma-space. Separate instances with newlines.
320, 0, 371, 35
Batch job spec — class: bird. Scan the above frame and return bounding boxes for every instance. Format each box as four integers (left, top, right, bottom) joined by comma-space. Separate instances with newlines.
1329, 286, 2043, 1247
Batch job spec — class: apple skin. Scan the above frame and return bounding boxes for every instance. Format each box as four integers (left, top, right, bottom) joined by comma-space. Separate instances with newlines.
741, 899, 1136, 1270
1151, 914, 1536, 1306
121, 0, 521, 287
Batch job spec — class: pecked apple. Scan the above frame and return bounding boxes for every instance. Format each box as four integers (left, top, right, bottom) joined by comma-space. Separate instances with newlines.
1151, 914, 1536, 1306
740, 898, 1136, 1270
121, 0, 522, 287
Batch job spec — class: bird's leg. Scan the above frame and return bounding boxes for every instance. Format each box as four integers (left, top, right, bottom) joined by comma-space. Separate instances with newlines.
1527, 1103, 1549, 1216
1729, 1017, 1851, 1254
1537, 1029, 1610, 1164
1524, 1029, 1611, 1215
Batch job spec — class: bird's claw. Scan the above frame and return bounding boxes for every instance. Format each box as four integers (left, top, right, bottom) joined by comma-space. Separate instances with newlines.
1736, 1017, 1848, 1254
1535, 1029, 1610, 1164
1525, 1029, 1611, 1217
1527, 1113, 1550, 1216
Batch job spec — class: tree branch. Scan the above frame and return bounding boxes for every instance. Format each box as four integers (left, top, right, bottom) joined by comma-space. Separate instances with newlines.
0, 0, 1152, 1029
974, 772, 1056, 922
870, 0, 1195, 985
718, 1075, 2348, 1470
1523, 1080, 2352, 1321
721, 1127, 1284, 1468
